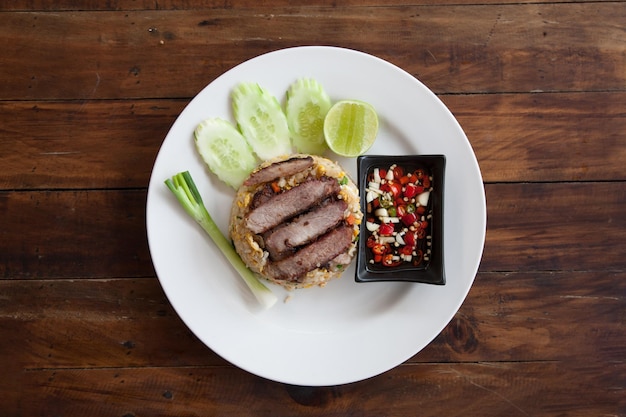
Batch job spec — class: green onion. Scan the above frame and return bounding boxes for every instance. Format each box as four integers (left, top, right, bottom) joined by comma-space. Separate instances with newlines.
165, 171, 277, 309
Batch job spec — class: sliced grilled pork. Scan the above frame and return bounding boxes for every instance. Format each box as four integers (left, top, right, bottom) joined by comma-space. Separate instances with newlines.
264, 199, 348, 260
265, 224, 354, 281
249, 183, 275, 210
331, 251, 354, 266
245, 177, 340, 234
243, 156, 314, 186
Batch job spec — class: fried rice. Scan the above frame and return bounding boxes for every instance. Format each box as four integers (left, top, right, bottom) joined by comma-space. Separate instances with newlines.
229, 154, 362, 290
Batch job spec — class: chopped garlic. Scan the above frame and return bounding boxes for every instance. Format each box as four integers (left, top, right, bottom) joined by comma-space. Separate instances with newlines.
374, 208, 388, 217
417, 191, 430, 206
366, 221, 380, 232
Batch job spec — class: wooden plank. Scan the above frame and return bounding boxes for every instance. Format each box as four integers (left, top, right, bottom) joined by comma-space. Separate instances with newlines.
4, 361, 623, 416
1, 4, 624, 100
0, 100, 186, 190
442, 91, 626, 183
2, 92, 625, 190
0, 278, 224, 371
3, 0, 621, 11
1, 0, 618, 12
0, 190, 155, 279
422, 271, 625, 363
1, 272, 622, 370
1, 182, 625, 279
482, 182, 626, 271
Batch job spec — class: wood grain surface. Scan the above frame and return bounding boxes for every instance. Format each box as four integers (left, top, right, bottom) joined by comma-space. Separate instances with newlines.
1, 0, 624, 416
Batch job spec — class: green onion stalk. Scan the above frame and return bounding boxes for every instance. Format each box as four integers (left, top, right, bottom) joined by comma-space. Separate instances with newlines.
165, 171, 277, 309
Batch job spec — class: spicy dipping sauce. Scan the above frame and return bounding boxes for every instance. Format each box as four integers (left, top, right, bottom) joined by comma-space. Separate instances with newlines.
356, 155, 445, 285
364, 163, 432, 267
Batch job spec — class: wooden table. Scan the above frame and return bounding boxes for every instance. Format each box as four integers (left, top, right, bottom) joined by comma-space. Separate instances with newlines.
2, 1, 624, 415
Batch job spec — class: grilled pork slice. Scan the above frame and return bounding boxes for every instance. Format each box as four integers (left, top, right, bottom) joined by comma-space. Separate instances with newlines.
249, 183, 274, 210
265, 224, 354, 281
243, 156, 314, 186
264, 199, 348, 260
245, 177, 340, 234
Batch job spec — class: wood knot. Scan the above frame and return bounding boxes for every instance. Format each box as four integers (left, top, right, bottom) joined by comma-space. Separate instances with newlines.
444, 316, 478, 354
284, 385, 338, 407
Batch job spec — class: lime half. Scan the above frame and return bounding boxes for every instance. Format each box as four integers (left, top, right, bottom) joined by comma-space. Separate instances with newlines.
323, 100, 379, 157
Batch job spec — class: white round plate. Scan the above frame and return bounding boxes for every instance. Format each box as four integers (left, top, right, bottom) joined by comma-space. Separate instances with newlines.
146, 46, 486, 386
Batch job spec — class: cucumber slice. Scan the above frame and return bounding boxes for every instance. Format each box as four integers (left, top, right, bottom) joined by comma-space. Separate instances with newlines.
285, 78, 332, 155
232, 82, 292, 160
194, 118, 258, 189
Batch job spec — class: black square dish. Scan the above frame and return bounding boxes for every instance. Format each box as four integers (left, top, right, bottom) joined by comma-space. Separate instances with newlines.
355, 155, 446, 284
